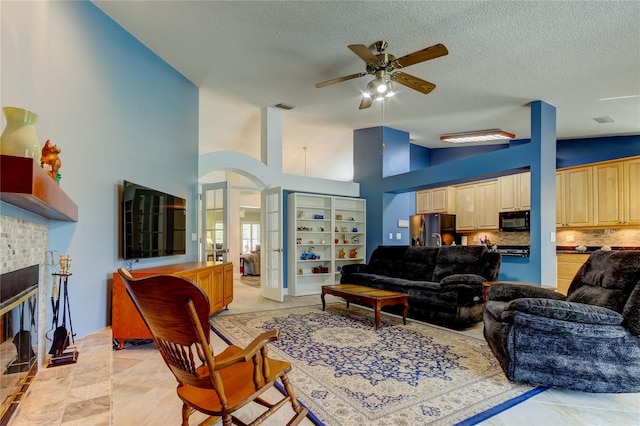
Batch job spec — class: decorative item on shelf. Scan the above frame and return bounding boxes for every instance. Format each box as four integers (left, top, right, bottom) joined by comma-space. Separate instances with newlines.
296, 237, 302, 245
0, 106, 42, 161
40, 140, 62, 183
352, 227, 358, 232
351, 236, 359, 244
298, 268, 303, 275
313, 214, 324, 219
319, 226, 324, 232
334, 238, 339, 244
349, 248, 358, 258
348, 217, 355, 221
338, 248, 346, 259
337, 266, 342, 272
335, 227, 339, 232
300, 247, 319, 260
312, 265, 329, 274
336, 214, 343, 220
343, 234, 349, 244
297, 226, 313, 231
341, 226, 348, 232
297, 210, 305, 218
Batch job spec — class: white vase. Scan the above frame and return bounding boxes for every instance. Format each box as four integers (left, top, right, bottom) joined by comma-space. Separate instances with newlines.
0, 107, 41, 162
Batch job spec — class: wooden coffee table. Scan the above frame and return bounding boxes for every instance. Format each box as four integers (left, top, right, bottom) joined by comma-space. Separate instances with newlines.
321, 284, 409, 330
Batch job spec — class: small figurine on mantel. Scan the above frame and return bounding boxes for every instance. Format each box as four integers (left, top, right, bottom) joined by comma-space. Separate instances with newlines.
41, 140, 62, 183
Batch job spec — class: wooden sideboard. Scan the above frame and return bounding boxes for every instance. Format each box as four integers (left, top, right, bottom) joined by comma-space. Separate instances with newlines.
112, 261, 233, 349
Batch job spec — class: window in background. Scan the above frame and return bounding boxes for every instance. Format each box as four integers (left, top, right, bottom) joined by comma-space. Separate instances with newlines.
242, 223, 260, 253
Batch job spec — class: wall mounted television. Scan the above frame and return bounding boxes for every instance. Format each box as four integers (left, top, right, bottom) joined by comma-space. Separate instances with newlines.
121, 180, 187, 260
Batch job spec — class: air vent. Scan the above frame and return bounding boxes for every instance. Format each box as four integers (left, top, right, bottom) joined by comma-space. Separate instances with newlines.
593, 116, 614, 123
275, 103, 294, 110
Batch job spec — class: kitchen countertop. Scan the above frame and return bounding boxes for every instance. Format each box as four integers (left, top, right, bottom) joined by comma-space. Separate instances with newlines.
556, 246, 640, 254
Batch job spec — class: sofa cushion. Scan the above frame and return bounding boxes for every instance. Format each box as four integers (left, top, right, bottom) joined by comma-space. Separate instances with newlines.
488, 283, 566, 302
432, 246, 489, 281
567, 285, 628, 312
623, 281, 640, 336
504, 298, 624, 325
368, 246, 438, 281
570, 250, 640, 292
440, 273, 485, 286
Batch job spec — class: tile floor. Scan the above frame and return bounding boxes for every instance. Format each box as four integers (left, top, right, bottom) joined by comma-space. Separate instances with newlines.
8, 276, 640, 425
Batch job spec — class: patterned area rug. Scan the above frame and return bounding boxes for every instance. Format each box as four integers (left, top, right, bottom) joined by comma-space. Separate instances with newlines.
211, 304, 540, 425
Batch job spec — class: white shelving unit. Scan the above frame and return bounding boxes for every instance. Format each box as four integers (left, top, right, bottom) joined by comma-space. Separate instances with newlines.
288, 193, 366, 296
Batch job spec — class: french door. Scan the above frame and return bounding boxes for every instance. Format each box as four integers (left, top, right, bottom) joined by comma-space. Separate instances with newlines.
201, 183, 229, 262
261, 187, 284, 301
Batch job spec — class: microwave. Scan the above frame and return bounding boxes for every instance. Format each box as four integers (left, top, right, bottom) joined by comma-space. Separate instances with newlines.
499, 210, 530, 232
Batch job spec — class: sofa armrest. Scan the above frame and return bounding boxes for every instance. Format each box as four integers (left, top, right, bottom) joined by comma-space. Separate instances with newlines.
439, 273, 485, 287
504, 298, 624, 326
488, 283, 566, 302
340, 263, 369, 275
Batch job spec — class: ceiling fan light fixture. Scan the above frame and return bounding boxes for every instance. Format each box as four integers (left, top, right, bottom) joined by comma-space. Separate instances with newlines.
440, 129, 516, 144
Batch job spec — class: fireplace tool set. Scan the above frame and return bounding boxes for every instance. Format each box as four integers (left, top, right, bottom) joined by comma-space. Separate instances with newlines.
47, 253, 78, 367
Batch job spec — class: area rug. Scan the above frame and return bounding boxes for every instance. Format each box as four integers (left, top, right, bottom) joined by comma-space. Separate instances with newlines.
210, 304, 542, 426
240, 275, 261, 288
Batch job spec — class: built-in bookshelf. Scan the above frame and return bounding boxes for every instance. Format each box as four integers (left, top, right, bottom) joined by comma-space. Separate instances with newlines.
288, 193, 366, 296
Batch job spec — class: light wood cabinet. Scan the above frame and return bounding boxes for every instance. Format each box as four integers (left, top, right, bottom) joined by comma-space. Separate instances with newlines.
593, 162, 623, 226
416, 187, 455, 214
498, 172, 530, 212
112, 261, 233, 349
455, 180, 498, 231
556, 253, 589, 295
624, 158, 640, 225
556, 167, 592, 227
557, 156, 639, 228
593, 157, 640, 226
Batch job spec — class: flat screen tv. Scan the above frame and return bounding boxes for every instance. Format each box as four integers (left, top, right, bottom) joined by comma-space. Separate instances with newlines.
121, 180, 187, 260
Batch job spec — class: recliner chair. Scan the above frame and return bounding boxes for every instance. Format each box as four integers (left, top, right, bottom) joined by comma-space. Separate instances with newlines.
483, 250, 640, 393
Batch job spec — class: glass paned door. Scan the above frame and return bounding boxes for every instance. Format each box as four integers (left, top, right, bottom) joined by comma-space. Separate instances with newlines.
202, 183, 229, 262
261, 187, 284, 302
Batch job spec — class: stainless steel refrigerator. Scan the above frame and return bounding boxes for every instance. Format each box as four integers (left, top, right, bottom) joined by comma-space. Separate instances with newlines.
409, 213, 460, 247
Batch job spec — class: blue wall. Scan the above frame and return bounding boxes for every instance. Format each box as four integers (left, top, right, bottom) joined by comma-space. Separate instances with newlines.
353, 110, 640, 284
2, 2, 199, 338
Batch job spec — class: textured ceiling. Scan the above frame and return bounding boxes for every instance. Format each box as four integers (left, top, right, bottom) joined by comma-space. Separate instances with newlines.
93, 1, 639, 153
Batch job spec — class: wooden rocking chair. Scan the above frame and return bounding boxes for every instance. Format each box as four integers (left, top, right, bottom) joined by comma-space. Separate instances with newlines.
117, 268, 308, 426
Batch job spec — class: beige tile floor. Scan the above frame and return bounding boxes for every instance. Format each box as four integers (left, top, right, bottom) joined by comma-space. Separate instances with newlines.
9, 276, 640, 425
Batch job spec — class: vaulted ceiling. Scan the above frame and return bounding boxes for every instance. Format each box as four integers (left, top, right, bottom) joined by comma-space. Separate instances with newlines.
94, 1, 639, 158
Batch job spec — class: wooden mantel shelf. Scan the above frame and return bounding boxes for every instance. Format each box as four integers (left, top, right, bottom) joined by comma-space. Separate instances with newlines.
0, 155, 78, 222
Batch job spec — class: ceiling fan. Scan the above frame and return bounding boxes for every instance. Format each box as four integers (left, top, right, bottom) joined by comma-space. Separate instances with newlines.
315, 41, 448, 109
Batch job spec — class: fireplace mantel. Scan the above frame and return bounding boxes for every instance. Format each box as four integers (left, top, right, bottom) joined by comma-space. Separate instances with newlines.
0, 155, 78, 222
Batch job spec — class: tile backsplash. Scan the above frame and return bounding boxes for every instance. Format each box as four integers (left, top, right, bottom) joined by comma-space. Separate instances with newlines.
463, 228, 640, 248
556, 228, 640, 247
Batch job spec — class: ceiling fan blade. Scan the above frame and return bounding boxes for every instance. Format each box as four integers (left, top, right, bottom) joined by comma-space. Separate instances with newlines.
359, 96, 373, 110
348, 44, 379, 65
391, 72, 436, 94
395, 43, 448, 68
315, 72, 367, 88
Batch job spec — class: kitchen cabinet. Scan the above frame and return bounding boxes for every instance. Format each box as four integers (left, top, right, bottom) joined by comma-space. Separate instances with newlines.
288, 193, 366, 296
498, 172, 530, 212
557, 156, 639, 229
556, 253, 589, 295
455, 180, 499, 231
112, 261, 232, 349
593, 158, 640, 226
593, 162, 624, 226
556, 167, 592, 227
416, 187, 456, 214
